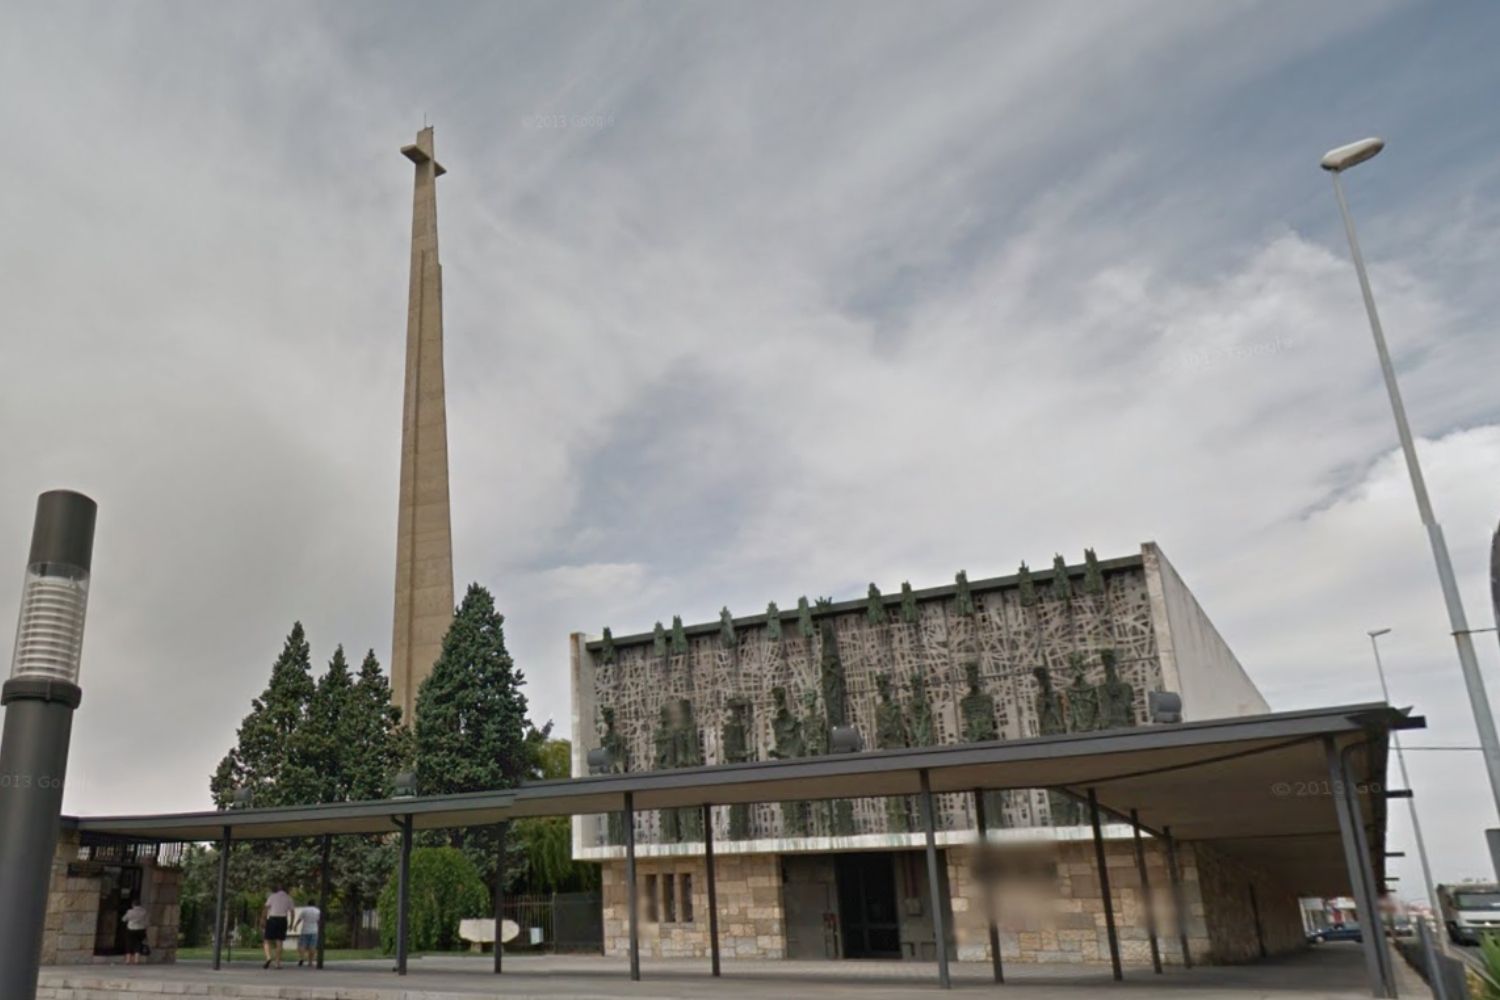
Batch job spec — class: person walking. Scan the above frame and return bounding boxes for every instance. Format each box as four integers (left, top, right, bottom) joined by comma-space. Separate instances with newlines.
120, 898, 149, 965
262, 885, 296, 969
292, 902, 321, 968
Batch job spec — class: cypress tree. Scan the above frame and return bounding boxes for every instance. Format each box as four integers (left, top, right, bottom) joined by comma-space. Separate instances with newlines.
211, 622, 317, 808
719, 607, 736, 648
866, 584, 886, 625
210, 622, 320, 898
414, 584, 536, 883
670, 615, 689, 654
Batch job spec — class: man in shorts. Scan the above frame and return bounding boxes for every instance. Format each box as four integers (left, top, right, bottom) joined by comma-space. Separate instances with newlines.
262, 884, 296, 969
292, 902, 321, 967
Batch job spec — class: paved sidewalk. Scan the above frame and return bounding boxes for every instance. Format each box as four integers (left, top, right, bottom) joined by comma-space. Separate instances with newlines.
41, 944, 1433, 999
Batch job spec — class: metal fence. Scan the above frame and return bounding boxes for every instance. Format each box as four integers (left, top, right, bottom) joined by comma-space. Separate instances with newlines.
500, 892, 602, 954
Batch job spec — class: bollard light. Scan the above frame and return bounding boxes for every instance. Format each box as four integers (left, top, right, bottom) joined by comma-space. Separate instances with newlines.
0, 490, 98, 999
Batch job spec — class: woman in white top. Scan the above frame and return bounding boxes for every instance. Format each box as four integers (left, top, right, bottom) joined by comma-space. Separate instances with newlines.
121, 899, 149, 965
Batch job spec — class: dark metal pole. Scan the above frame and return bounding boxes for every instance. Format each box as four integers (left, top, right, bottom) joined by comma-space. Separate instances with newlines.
213, 826, 231, 970
1088, 788, 1123, 981
1339, 743, 1398, 996
0, 490, 96, 1000
317, 833, 331, 970
1163, 826, 1192, 968
494, 821, 507, 974
703, 803, 720, 977
1130, 809, 1162, 974
396, 814, 413, 976
1247, 884, 1266, 960
919, 769, 951, 990
972, 789, 1003, 983
1325, 738, 1393, 999
625, 792, 640, 982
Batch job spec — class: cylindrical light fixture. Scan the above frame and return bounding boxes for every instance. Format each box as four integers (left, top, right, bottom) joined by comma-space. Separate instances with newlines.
0, 490, 97, 998
10, 495, 94, 686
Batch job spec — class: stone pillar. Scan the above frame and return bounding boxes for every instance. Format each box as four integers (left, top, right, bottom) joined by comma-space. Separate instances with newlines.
40, 832, 99, 966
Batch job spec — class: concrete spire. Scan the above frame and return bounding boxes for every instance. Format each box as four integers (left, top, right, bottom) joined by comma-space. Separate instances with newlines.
391, 126, 454, 723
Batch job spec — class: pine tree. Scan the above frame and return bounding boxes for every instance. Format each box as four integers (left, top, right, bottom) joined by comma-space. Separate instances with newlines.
414, 583, 536, 884
210, 622, 321, 901
295, 645, 356, 803
335, 650, 407, 944
211, 622, 318, 808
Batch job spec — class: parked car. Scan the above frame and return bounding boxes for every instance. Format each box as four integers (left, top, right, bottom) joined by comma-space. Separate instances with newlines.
1308, 924, 1362, 944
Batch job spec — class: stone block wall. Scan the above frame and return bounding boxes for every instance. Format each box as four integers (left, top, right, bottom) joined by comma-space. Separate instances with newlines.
600, 837, 1302, 968
41, 831, 183, 966
1193, 842, 1305, 962
41, 832, 101, 966
946, 839, 1213, 967
602, 853, 785, 959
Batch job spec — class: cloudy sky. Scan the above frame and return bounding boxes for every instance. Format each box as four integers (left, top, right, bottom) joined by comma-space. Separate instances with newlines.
3, 1, 1499, 895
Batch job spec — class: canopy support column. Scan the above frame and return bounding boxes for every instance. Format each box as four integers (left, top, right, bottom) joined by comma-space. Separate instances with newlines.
396, 814, 412, 976
625, 792, 640, 982
1130, 809, 1162, 974
494, 821, 508, 974
703, 803, 721, 977
1248, 883, 1266, 959
1163, 826, 1192, 967
1088, 788, 1123, 981
212, 825, 231, 971
1326, 738, 1396, 998
972, 789, 1003, 983
919, 769, 951, 990
317, 833, 331, 970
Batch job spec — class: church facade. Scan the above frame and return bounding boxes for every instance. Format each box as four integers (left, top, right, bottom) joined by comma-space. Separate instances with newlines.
570, 543, 1301, 965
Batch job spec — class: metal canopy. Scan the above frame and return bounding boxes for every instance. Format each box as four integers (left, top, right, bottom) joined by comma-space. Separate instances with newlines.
68, 701, 1410, 899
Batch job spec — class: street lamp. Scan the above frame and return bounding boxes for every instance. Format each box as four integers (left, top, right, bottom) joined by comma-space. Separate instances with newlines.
0, 490, 98, 998
1323, 138, 1500, 871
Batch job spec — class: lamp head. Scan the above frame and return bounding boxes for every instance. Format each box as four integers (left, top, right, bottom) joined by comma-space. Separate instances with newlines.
1368, 628, 1392, 639
9, 490, 97, 688
1321, 138, 1385, 172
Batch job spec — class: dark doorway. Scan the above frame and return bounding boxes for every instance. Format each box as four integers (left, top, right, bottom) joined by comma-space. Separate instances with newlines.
93, 865, 143, 957
836, 853, 901, 958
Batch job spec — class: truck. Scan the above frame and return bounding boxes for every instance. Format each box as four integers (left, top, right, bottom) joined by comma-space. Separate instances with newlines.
1437, 883, 1500, 945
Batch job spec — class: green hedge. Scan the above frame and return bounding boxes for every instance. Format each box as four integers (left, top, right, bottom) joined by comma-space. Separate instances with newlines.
377, 847, 490, 953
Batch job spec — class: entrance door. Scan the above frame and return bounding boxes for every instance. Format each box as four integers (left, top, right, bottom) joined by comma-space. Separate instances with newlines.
93, 866, 142, 956
835, 853, 901, 958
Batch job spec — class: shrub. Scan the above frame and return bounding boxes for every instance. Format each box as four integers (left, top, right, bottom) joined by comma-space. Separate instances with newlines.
377, 846, 490, 953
